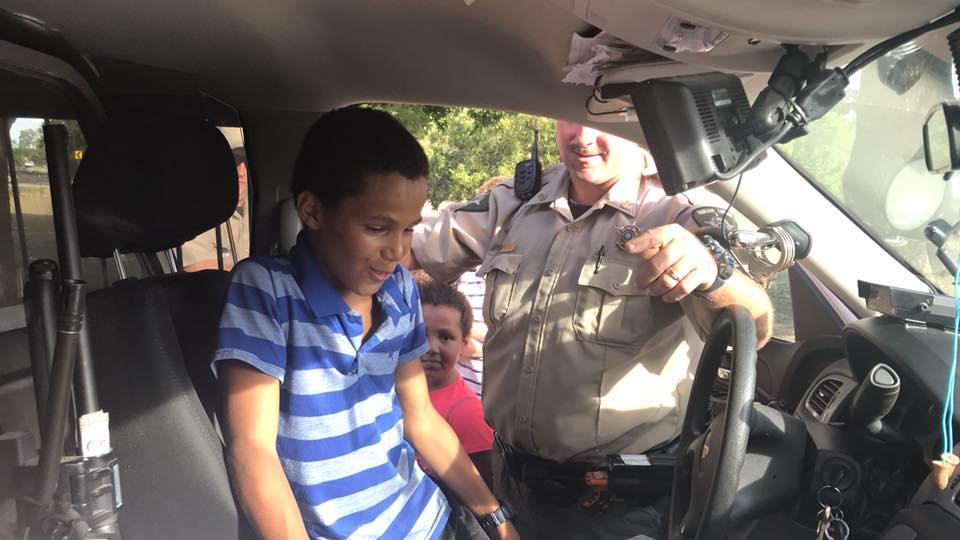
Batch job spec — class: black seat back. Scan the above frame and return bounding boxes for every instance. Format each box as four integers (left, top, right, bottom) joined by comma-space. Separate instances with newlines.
75, 113, 250, 539
157, 270, 232, 424
87, 280, 241, 539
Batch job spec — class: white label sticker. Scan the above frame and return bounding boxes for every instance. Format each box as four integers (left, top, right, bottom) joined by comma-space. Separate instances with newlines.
79, 410, 112, 457
620, 454, 652, 466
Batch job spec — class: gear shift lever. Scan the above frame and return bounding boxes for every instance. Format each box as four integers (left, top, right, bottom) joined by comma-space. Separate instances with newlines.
849, 363, 900, 435
848, 363, 917, 453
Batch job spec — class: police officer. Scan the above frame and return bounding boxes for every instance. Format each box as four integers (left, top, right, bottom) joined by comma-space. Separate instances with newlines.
410, 121, 772, 539
182, 147, 250, 271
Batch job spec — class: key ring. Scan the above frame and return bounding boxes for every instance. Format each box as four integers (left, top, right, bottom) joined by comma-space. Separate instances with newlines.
824, 516, 851, 540
817, 485, 843, 509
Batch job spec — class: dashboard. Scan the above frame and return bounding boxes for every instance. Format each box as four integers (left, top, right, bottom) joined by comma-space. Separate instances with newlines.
788, 316, 960, 539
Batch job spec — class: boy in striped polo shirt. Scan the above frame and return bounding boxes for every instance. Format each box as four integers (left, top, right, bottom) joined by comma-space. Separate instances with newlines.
214, 108, 518, 540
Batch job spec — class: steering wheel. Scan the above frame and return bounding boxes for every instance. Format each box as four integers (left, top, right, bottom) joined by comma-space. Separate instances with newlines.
669, 305, 757, 540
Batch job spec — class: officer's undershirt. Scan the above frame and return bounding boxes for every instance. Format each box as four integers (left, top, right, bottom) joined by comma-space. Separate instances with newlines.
569, 201, 591, 220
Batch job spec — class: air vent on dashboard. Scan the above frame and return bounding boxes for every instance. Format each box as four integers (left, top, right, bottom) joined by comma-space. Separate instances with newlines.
806, 377, 843, 420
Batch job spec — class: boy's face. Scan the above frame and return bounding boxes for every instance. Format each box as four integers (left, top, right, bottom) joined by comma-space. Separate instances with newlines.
298, 172, 427, 307
421, 304, 468, 390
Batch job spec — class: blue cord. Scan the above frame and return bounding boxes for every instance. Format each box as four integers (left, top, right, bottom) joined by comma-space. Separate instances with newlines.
943, 252, 960, 456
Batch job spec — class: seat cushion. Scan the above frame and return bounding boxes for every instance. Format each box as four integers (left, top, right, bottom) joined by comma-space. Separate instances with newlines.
87, 279, 241, 539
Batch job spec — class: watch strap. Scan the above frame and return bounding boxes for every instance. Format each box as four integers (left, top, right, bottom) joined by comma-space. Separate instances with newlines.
475, 502, 515, 531
698, 233, 736, 293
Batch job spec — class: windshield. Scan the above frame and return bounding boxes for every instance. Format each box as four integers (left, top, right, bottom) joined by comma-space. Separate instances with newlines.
777, 25, 960, 295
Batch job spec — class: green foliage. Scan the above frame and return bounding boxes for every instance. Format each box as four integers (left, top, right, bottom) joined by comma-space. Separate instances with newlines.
369, 104, 559, 207
13, 147, 45, 168
776, 105, 856, 202
16, 127, 41, 150
9, 120, 86, 170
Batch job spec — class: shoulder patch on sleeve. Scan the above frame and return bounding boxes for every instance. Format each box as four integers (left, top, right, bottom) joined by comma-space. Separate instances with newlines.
691, 206, 737, 230
455, 191, 491, 213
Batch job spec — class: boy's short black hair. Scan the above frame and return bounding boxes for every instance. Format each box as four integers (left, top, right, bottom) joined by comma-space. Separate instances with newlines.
291, 107, 429, 207
415, 275, 473, 340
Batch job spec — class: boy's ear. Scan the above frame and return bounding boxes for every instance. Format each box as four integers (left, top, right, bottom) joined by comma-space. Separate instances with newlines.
296, 191, 324, 230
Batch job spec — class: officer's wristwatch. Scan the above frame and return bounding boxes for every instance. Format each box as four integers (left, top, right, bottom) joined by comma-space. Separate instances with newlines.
698, 234, 736, 294
475, 501, 515, 532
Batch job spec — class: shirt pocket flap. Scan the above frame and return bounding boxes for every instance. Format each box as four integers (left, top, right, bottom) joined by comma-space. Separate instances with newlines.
477, 252, 524, 278
578, 254, 648, 297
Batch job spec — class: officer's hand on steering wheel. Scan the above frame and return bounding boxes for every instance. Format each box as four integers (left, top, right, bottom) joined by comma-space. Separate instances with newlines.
622, 224, 719, 303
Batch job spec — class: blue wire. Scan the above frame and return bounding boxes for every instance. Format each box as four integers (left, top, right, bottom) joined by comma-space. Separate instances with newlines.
943, 252, 960, 456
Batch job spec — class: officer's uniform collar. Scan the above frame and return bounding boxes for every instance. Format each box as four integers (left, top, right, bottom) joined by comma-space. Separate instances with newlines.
530, 165, 648, 220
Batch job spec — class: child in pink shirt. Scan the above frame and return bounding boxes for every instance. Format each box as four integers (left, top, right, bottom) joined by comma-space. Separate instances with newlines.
417, 277, 494, 489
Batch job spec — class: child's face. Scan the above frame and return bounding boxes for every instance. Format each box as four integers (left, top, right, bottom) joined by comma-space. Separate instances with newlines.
299, 172, 427, 307
421, 304, 468, 390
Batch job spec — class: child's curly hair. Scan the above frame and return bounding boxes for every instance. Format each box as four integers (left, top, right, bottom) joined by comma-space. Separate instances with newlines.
414, 273, 473, 339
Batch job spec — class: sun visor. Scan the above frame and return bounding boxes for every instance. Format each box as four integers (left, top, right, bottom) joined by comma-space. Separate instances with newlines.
74, 114, 237, 257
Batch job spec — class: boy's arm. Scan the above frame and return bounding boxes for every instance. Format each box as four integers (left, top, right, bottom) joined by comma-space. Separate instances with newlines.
221, 361, 309, 540
395, 360, 519, 540
468, 451, 493, 491
446, 396, 495, 491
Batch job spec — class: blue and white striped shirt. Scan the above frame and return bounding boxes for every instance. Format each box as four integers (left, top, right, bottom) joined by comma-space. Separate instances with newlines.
213, 232, 448, 539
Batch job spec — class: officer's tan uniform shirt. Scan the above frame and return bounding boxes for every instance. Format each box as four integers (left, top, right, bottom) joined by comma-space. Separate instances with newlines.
414, 164, 726, 463
181, 205, 250, 268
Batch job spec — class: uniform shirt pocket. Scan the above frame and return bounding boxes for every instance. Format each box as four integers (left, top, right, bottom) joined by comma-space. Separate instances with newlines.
477, 252, 524, 327
573, 253, 655, 347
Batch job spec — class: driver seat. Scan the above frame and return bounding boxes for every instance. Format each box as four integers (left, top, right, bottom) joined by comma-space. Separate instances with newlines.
75, 113, 252, 539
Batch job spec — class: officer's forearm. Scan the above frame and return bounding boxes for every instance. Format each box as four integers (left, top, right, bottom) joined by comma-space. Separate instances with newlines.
684, 270, 774, 348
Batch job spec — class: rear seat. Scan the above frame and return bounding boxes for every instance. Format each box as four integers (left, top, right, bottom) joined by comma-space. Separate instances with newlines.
74, 114, 251, 539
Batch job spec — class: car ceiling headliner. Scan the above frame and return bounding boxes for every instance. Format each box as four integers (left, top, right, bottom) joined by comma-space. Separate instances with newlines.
1, 0, 956, 129
2, 1, 588, 116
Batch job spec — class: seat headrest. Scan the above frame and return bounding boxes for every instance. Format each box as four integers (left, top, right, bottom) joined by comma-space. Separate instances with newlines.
278, 198, 301, 255
75, 115, 238, 257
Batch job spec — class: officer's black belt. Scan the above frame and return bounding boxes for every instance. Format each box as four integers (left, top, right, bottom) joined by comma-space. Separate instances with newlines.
496, 436, 590, 504
496, 435, 676, 507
